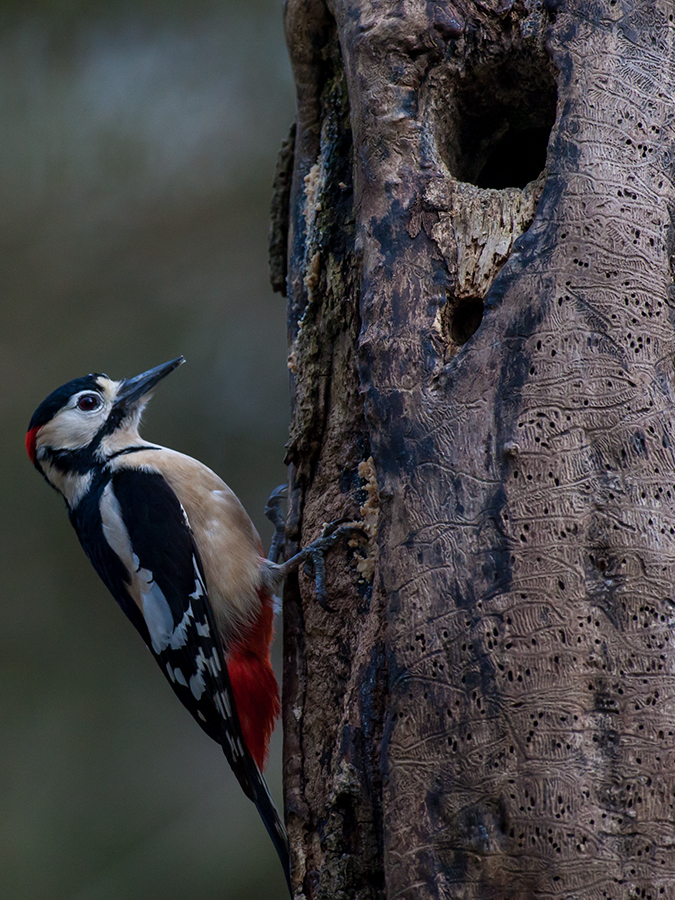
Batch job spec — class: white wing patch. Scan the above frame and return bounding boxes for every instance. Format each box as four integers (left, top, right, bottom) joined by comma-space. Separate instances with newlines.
173, 667, 188, 687
178, 501, 191, 528
189, 555, 206, 600
225, 732, 243, 759
168, 601, 194, 650
99, 482, 136, 573
100, 481, 197, 655
139, 569, 197, 654
214, 690, 232, 719
139, 571, 175, 654
189, 671, 206, 700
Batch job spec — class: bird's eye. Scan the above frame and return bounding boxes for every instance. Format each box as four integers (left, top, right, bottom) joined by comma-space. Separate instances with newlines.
77, 394, 102, 412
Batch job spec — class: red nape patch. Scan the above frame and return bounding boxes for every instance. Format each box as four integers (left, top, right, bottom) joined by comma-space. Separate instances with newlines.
25, 427, 40, 464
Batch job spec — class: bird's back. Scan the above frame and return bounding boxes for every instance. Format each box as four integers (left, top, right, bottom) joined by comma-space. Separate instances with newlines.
108, 445, 265, 645
107, 445, 280, 769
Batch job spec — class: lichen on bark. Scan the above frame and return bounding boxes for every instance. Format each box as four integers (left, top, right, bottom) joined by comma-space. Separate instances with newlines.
281, 12, 387, 899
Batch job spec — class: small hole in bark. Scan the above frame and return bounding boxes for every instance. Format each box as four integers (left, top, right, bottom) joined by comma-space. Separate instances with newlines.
451, 297, 484, 344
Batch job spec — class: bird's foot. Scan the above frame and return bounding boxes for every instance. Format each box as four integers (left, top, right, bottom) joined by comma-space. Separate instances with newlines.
276, 520, 368, 611
264, 484, 287, 566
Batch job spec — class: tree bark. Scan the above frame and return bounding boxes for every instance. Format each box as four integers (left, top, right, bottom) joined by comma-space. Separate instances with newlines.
274, 0, 675, 896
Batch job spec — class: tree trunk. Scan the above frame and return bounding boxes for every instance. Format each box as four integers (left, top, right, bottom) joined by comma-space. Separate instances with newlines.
273, 0, 675, 896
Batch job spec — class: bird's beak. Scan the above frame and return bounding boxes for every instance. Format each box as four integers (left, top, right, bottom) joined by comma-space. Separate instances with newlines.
114, 357, 185, 412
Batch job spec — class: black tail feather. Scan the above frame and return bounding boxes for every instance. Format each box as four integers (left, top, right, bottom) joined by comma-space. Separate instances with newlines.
247, 756, 292, 896
221, 742, 291, 896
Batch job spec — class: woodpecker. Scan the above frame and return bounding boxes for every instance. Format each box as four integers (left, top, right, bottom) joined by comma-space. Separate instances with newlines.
26, 356, 364, 894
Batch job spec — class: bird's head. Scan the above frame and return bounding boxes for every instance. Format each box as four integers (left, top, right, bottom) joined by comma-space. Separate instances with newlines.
26, 357, 185, 495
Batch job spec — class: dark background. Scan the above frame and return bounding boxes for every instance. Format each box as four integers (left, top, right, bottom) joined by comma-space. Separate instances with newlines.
1, 1, 294, 897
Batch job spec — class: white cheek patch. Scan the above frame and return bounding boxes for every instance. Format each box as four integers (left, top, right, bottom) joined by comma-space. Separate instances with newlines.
38, 404, 107, 451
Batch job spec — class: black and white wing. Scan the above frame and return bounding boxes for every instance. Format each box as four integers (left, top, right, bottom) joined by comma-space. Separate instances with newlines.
70, 468, 289, 886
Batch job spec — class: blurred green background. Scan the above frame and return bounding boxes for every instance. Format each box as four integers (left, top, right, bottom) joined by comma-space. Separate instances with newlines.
1, 1, 294, 897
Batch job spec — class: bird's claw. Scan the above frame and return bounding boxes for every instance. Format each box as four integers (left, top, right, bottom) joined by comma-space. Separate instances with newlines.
264, 484, 287, 520
269, 504, 367, 610
298, 523, 368, 611
265, 484, 287, 566
319, 516, 353, 538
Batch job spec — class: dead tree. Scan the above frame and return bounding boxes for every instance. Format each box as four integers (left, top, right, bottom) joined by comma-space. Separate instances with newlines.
271, 0, 675, 896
